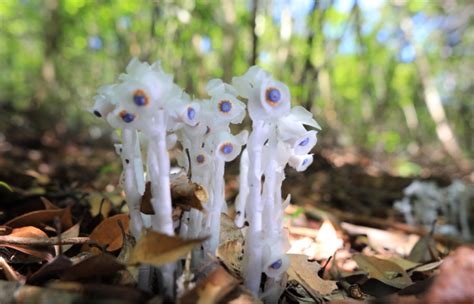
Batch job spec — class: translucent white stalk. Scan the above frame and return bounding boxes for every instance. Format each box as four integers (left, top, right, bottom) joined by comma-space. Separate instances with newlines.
209, 157, 225, 255
243, 120, 266, 295
148, 111, 174, 235
121, 129, 144, 239
235, 148, 249, 228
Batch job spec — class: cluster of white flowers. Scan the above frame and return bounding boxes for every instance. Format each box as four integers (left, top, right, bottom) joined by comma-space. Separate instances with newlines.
231, 66, 321, 300
92, 59, 320, 300
394, 180, 472, 240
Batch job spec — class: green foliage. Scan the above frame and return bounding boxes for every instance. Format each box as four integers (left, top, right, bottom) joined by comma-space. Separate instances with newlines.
0, 0, 472, 160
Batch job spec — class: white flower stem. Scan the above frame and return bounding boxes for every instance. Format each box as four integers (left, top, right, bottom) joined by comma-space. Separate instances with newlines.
209, 157, 225, 255
121, 129, 144, 239
243, 120, 265, 295
235, 149, 249, 228
149, 111, 174, 235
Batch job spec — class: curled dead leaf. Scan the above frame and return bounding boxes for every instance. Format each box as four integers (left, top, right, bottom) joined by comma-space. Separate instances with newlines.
141, 176, 208, 214
5, 206, 73, 230
85, 213, 129, 253
128, 229, 207, 267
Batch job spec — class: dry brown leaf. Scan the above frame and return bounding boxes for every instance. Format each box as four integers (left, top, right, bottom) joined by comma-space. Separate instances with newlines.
353, 254, 412, 289
378, 256, 420, 272
408, 260, 442, 275
178, 266, 239, 304
5, 206, 73, 230
40, 197, 60, 210
220, 214, 244, 245
85, 213, 129, 253
128, 229, 206, 267
217, 239, 244, 278
57, 222, 80, 254
287, 254, 338, 298
408, 234, 439, 263
141, 177, 208, 214
0, 226, 54, 261
61, 253, 125, 281
27, 255, 72, 284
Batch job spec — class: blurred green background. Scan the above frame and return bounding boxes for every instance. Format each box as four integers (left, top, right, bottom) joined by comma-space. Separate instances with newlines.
0, 0, 472, 174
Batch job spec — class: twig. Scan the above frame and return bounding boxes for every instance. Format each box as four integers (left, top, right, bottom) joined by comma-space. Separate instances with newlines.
0, 236, 93, 246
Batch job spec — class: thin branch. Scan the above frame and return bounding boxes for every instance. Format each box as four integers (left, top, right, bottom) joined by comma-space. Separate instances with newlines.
0, 236, 93, 246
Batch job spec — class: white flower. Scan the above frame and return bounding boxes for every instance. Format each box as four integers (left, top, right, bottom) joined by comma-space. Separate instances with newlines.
206, 78, 238, 97
91, 84, 117, 118
261, 234, 291, 278
116, 58, 176, 115
106, 107, 142, 130
232, 66, 270, 99
285, 106, 321, 130
288, 154, 313, 172
211, 131, 247, 162
211, 93, 246, 124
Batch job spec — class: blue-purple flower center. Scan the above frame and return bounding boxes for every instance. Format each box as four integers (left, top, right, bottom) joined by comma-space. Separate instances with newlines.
302, 158, 309, 166
299, 137, 310, 146
120, 111, 135, 123
196, 154, 205, 163
219, 100, 232, 113
266, 87, 281, 104
221, 143, 233, 155
133, 89, 149, 106
187, 107, 196, 120
270, 259, 282, 269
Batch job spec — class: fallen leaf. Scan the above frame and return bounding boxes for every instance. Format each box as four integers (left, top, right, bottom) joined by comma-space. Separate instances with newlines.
353, 254, 412, 289
56, 222, 80, 254
85, 213, 129, 253
378, 256, 420, 272
341, 222, 419, 256
27, 255, 72, 284
141, 177, 208, 214
61, 253, 125, 281
5, 206, 73, 230
128, 229, 206, 267
408, 260, 442, 275
0, 226, 54, 261
220, 214, 244, 245
217, 239, 244, 278
408, 234, 439, 263
287, 254, 338, 298
40, 197, 59, 210
178, 266, 239, 304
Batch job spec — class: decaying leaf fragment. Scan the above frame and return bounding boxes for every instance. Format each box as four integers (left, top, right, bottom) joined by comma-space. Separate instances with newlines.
141, 175, 208, 214
217, 239, 244, 278
352, 254, 412, 289
178, 266, 239, 304
128, 229, 206, 267
287, 254, 338, 299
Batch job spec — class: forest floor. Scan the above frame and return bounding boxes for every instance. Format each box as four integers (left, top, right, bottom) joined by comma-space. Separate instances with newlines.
0, 130, 473, 303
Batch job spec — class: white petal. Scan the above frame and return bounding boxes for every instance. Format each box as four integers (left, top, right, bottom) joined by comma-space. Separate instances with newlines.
288, 154, 313, 172
289, 106, 321, 130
